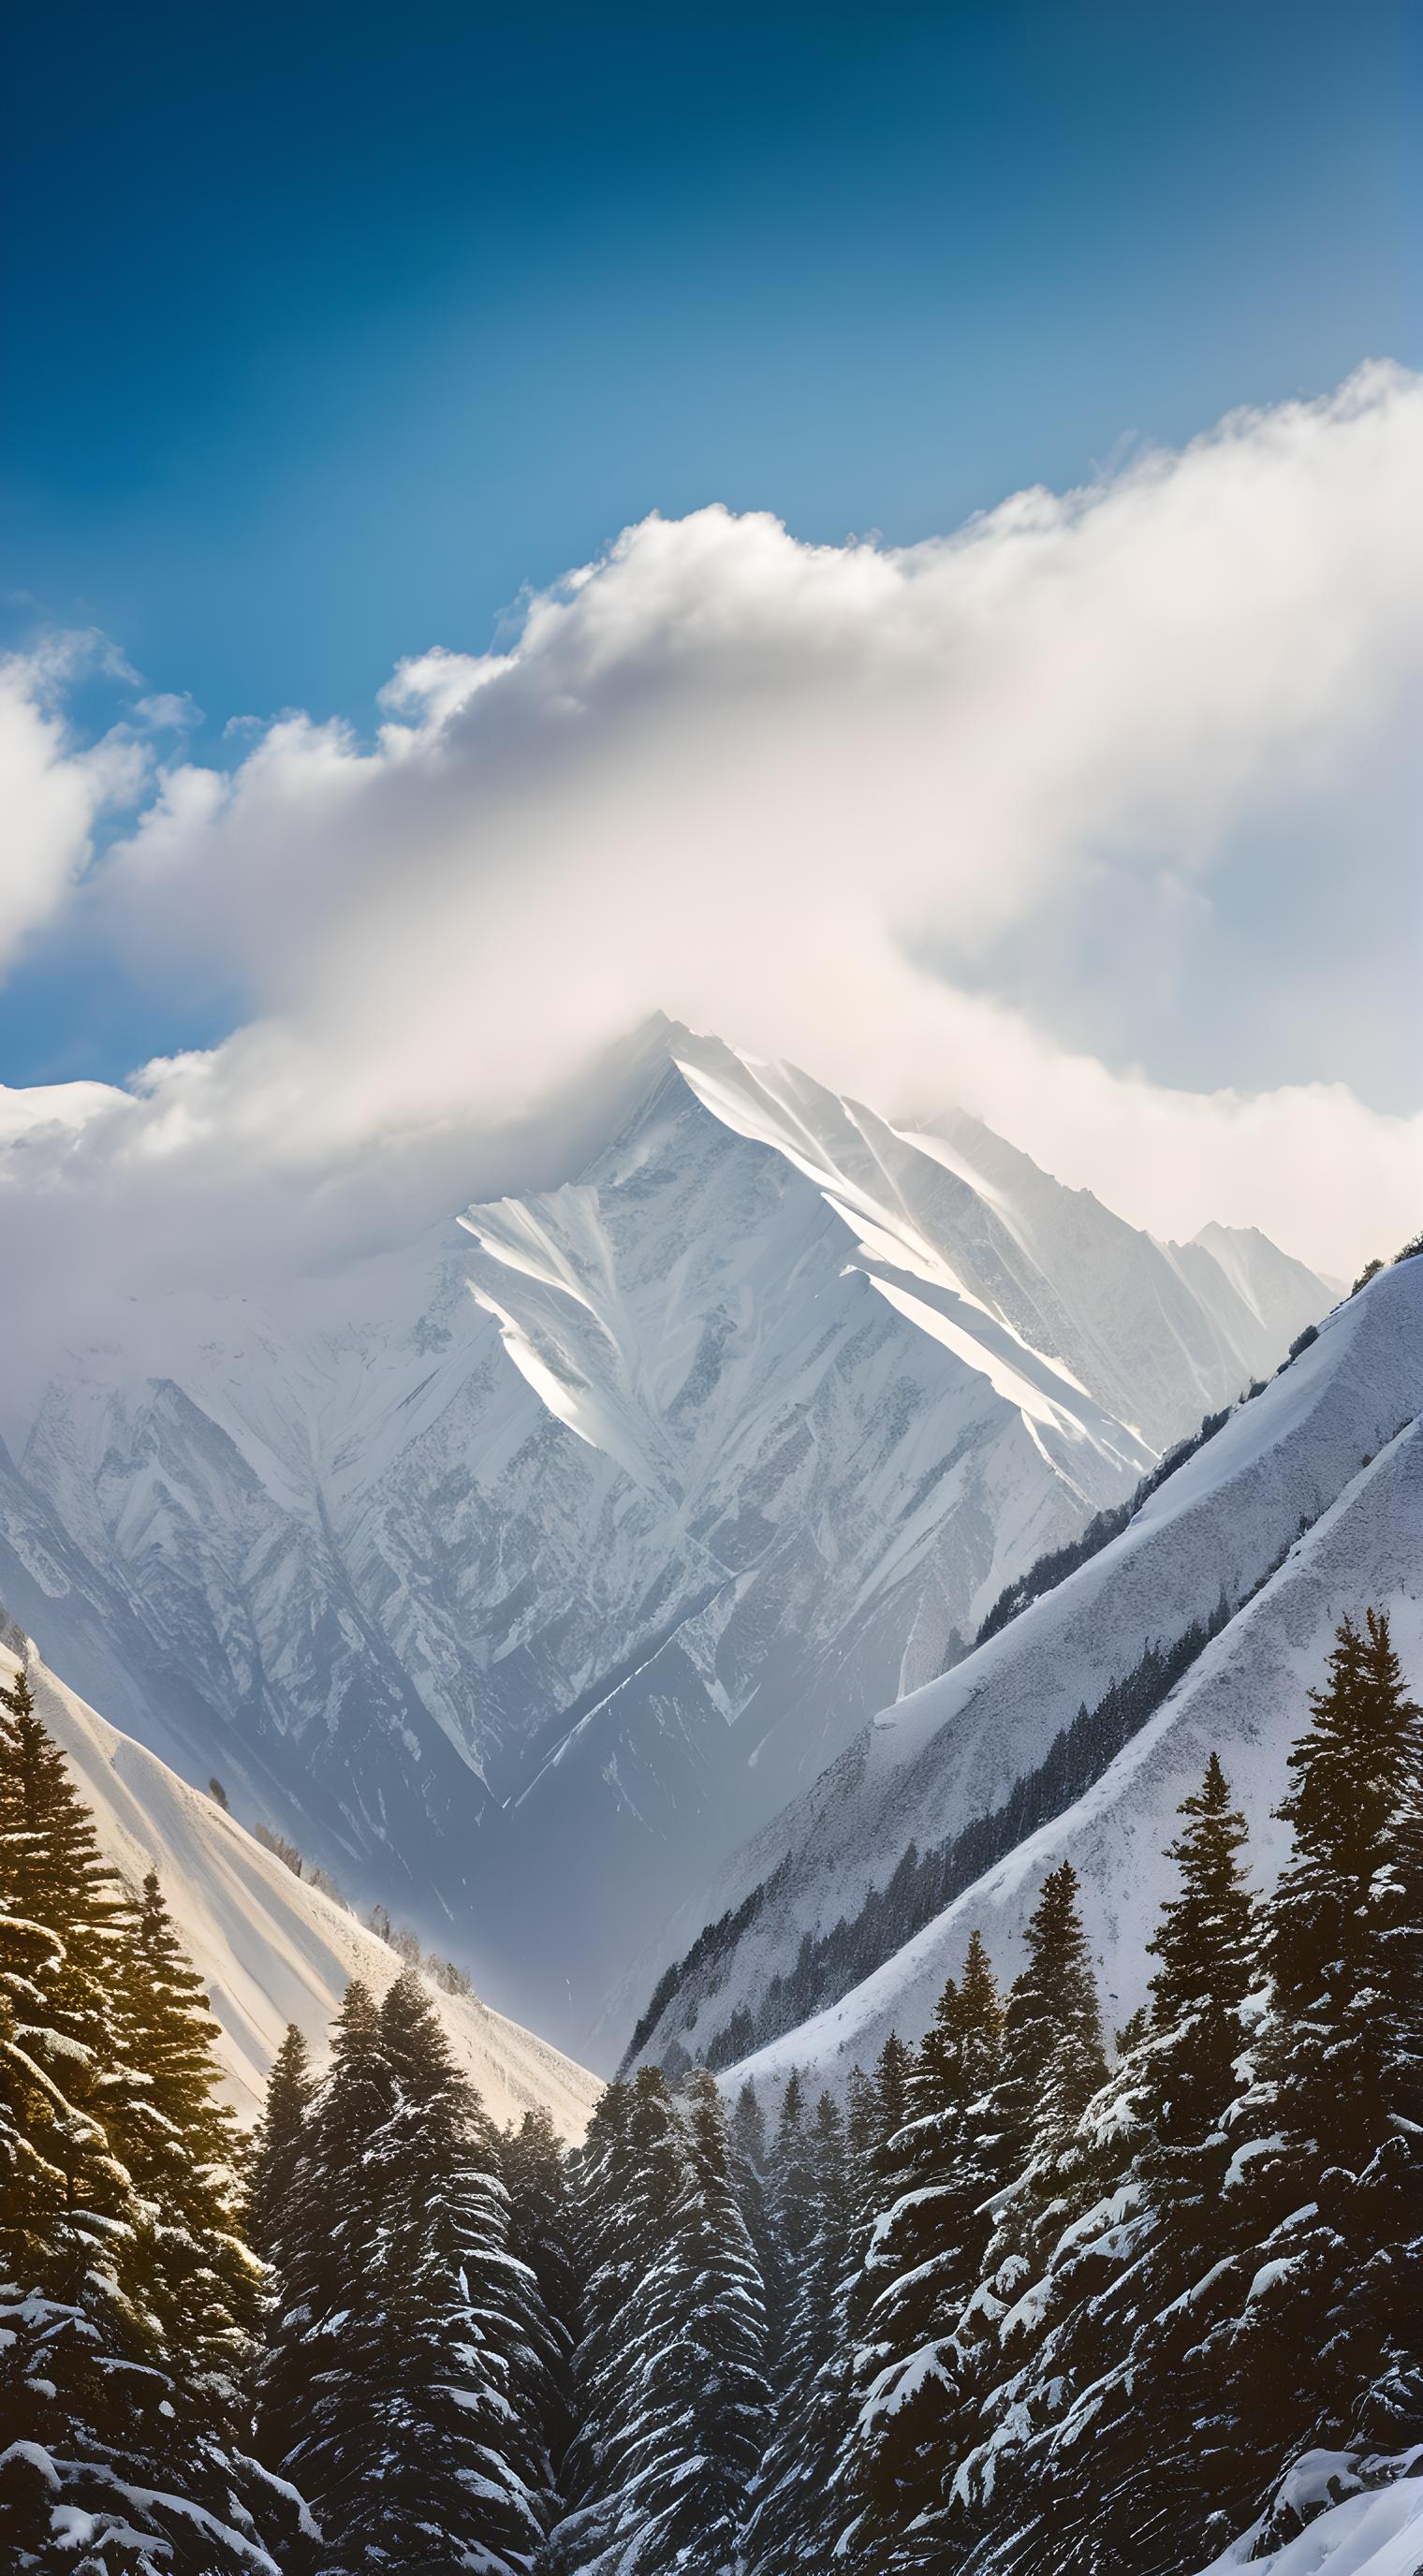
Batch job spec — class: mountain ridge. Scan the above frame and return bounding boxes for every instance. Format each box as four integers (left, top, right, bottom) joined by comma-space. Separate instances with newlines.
617, 1251, 1422, 2084
0, 1024, 1329, 2055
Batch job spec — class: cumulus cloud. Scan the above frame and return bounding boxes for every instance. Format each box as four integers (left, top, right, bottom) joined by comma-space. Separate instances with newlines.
0, 634, 150, 967
0, 364, 1420, 1400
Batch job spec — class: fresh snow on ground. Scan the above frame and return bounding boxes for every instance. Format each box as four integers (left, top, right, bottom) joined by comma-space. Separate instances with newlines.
0, 1641, 601, 2135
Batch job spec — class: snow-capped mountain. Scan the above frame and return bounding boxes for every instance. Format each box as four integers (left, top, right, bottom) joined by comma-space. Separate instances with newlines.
0, 1023, 1328, 2055
623, 1251, 1423, 2090
2, 1638, 600, 2135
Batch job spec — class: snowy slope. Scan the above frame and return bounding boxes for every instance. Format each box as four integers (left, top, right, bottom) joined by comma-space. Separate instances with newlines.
624, 1256, 1422, 2082
0, 1640, 601, 2137
1193, 2476, 1423, 2576
2, 1023, 1328, 2055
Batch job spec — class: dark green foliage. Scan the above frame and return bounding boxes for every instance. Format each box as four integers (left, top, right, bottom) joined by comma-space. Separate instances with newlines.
742, 2089, 854, 2576
729, 2076, 781, 2356
767, 2067, 817, 2344
1192, 1610, 1423, 2551
545, 2066, 695, 2574
0, 1662, 290, 2571
504, 2102, 578, 2468
616, 2068, 768, 2573
943, 1759, 1260, 2575
244, 2019, 314, 2265
854, 1933, 1007, 2539
10, 1583, 1423, 2576
256, 1968, 560, 2575
112, 1867, 264, 2476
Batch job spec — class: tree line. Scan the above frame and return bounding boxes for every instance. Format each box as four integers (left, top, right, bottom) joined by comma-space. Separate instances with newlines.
3, 1609, 1420, 2570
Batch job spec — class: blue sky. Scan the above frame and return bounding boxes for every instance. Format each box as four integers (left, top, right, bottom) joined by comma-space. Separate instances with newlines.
0, 0, 1418, 1292
6, 0, 1414, 736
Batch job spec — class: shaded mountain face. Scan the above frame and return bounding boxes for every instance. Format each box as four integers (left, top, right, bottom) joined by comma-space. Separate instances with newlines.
624, 1255, 1423, 2095
0, 1026, 1328, 2056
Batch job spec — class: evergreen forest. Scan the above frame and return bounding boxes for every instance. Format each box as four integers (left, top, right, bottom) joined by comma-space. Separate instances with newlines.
2, 1611, 1419, 2574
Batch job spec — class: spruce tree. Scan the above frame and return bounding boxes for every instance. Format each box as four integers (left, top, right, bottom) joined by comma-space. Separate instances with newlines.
767, 2066, 817, 2346
244, 2020, 314, 2266
932, 1866, 1106, 2567
855, 1932, 1006, 2542
253, 1977, 389, 2521
504, 2102, 577, 2472
613, 2067, 769, 2574
0, 1667, 288, 2570
0, 1664, 158, 2538
543, 2065, 690, 2575
257, 1969, 560, 2575
1200, 1611, 1423, 2551
947, 1759, 1259, 2576
742, 2088, 854, 2576
729, 2077, 780, 2358
833, 2034, 926, 2571
547, 2077, 638, 2568
114, 1871, 262, 2427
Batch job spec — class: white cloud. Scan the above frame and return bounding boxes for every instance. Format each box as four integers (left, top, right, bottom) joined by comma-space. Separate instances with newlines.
0, 364, 1419, 1397
0, 637, 148, 966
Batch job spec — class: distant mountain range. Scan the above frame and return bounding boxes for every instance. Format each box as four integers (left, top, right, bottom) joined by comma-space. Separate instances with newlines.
0, 1021, 1328, 2056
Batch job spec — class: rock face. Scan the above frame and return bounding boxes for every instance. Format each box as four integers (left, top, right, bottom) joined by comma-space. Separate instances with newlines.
0, 1024, 1328, 2056
623, 1256, 1423, 2096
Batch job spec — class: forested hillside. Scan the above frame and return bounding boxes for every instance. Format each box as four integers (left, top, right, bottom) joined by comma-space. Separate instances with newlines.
6, 1611, 1419, 2571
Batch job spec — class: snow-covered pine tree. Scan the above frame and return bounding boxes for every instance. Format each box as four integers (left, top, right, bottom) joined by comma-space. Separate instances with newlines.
504, 2102, 577, 2473
854, 1932, 1006, 2549
610, 2066, 768, 2574
114, 1871, 263, 2428
545, 2076, 637, 2568
0, 1667, 287, 2571
729, 2077, 781, 2360
994, 1862, 1108, 2251
542, 2065, 690, 2576
741, 2088, 854, 2576
767, 2066, 817, 2357
941, 1757, 1260, 2576
929, 1866, 1107, 2569
832, 2034, 926, 2570
1197, 1609, 1423, 2553
244, 2020, 314, 2266
0, 1661, 159, 2549
259, 1969, 560, 2575
357, 1972, 559, 2571
253, 1975, 389, 2520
